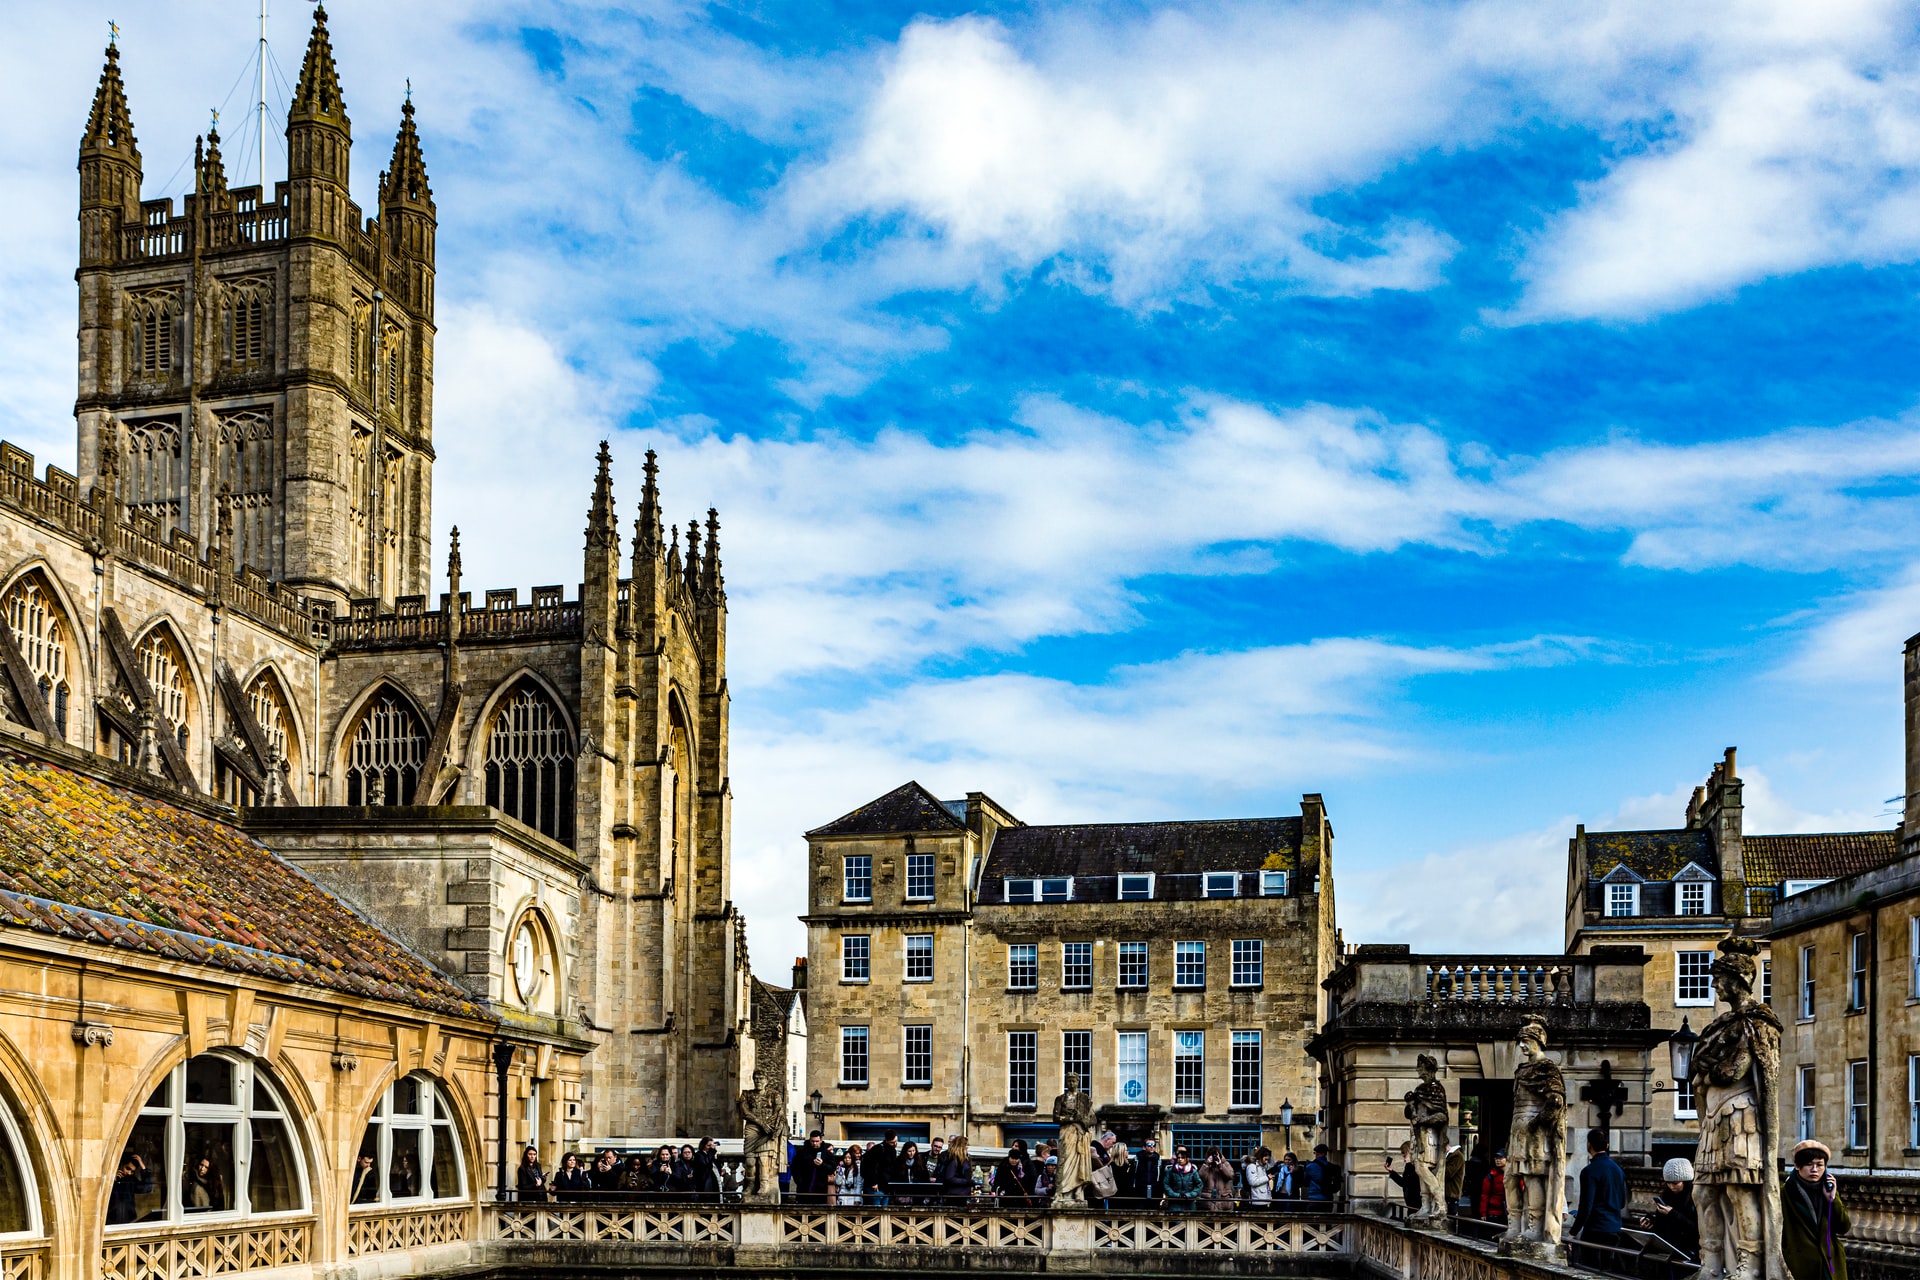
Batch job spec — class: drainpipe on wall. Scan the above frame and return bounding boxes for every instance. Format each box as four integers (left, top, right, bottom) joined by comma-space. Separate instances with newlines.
1869, 911, 1879, 1168
493, 1040, 516, 1201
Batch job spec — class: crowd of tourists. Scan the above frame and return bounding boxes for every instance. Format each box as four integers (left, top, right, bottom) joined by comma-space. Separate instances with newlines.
783, 1130, 1345, 1209
512, 1140, 740, 1201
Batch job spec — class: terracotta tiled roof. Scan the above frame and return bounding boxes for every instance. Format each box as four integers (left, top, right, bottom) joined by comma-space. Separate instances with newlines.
0, 744, 488, 1019
1742, 831, 1902, 888
1583, 829, 1715, 881
807, 781, 967, 838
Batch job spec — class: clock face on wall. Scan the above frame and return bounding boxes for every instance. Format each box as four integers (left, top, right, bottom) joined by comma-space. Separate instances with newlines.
513, 923, 540, 1004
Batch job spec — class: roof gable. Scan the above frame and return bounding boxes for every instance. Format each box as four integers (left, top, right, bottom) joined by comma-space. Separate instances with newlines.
1672, 861, 1716, 882
0, 743, 486, 1019
807, 781, 967, 838
1584, 829, 1715, 882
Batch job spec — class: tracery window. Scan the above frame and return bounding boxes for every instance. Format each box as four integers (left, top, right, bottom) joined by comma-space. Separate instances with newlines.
351, 1075, 464, 1207
215, 408, 274, 572
127, 288, 178, 380
383, 324, 405, 414
247, 674, 291, 766
1, 575, 73, 740
221, 277, 271, 370
108, 1054, 306, 1228
349, 296, 372, 395
120, 416, 183, 535
344, 688, 426, 805
347, 427, 372, 589
136, 627, 192, 752
484, 680, 574, 845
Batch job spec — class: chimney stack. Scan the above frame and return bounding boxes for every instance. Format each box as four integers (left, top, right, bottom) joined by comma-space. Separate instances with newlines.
792, 957, 807, 991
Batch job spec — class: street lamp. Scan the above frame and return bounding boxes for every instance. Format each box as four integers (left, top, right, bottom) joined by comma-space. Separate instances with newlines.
1280, 1099, 1294, 1155
1667, 1018, 1697, 1086
807, 1089, 824, 1137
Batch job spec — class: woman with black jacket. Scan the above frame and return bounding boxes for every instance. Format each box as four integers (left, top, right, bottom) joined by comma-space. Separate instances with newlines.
553, 1152, 594, 1199
648, 1146, 676, 1198
515, 1146, 548, 1204
938, 1137, 975, 1203
692, 1138, 722, 1202
897, 1142, 932, 1205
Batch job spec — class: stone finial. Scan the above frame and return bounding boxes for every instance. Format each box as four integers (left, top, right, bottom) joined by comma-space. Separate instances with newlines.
635, 447, 662, 560
381, 97, 434, 211
196, 124, 228, 200
446, 525, 463, 599
289, 4, 348, 129
683, 518, 702, 591
82, 42, 140, 162
586, 441, 618, 549
702, 507, 724, 597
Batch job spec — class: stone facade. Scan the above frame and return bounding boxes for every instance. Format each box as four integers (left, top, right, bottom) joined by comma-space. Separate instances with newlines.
0, 13, 757, 1150
802, 782, 1338, 1155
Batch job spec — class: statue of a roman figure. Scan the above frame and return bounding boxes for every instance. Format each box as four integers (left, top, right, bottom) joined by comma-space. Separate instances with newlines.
1689, 937, 1786, 1280
1402, 1053, 1449, 1222
1500, 1015, 1567, 1261
1051, 1072, 1094, 1203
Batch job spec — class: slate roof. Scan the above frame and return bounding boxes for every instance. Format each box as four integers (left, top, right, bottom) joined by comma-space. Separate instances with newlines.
1742, 831, 1902, 888
807, 781, 967, 838
1582, 829, 1715, 882
981, 817, 1302, 903
0, 743, 488, 1019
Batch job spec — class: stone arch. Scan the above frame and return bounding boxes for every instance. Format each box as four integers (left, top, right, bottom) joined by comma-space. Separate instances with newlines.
128, 615, 207, 761
470, 670, 576, 847
0, 1023, 74, 1248
331, 679, 432, 806
664, 687, 698, 891
504, 902, 564, 1017
348, 1067, 477, 1207
0, 561, 90, 744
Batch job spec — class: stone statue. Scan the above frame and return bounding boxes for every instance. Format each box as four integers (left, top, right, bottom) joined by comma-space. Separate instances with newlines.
1689, 937, 1785, 1280
737, 1070, 786, 1204
1050, 1071, 1094, 1203
1402, 1053, 1449, 1222
1500, 1015, 1567, 1261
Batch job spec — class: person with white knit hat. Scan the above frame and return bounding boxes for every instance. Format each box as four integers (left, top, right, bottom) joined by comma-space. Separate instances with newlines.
1635, 1156, 1699, 1271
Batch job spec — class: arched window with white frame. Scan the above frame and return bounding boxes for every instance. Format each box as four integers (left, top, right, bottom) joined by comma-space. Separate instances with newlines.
107, 1054, 307, 1228
0, 1094, 42, 1240
351, 1075, 465, 1207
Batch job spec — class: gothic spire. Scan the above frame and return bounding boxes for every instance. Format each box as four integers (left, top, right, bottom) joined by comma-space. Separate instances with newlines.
666, 523, 681, 576
587, 441, 618, 549
81, 42, 140, 163
446, 525, 463, 600
380, 97, 434, 211
702, 508, 724, 598
289, 5, 348, 129
196, 125, 228, 200
683, 517, 702, 592
634, 448, 661, 560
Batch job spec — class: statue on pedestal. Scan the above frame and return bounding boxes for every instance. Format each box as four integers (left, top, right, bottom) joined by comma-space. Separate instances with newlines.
1051, 1072, 1094, 1204
1689, 937, 1785, 1280
1402, 1053, 1449, 1222
1500, 1015, 1567, 1262
737, 1070, 786, 1204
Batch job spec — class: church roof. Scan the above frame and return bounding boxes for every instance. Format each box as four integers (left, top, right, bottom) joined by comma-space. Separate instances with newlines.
1742, 830, 1902, 888
807, 781, 967, 838
982, 816, 1302, 900
0, 741, 486, 1019
1581, 829, 1715, 882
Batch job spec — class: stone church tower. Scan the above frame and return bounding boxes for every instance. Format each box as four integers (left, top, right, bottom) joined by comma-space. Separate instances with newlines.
0, 11, 756, 1148
75, 7, 434, 611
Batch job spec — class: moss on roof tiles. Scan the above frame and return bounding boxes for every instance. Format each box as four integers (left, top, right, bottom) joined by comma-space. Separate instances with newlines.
1584, 829, 1715, 881
1742, 831, 1901, 887
0, 745, 489, 1020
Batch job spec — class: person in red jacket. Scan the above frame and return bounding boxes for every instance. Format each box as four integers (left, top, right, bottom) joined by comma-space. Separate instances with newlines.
1478, 1150, 1509, 1226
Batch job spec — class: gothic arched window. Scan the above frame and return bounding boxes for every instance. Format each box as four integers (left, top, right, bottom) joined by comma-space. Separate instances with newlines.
127, 288, 178, 381
484, 680, 574, 846
136, 627, 193, 753
121, 416, 183, 535
1, 575, 74, 741
214, 408, 274, 573
221, 277, 271, 370
344, 688, 426, 805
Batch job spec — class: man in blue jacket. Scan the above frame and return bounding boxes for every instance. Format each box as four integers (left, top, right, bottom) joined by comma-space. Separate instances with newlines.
1572, 1129, 1627, 1265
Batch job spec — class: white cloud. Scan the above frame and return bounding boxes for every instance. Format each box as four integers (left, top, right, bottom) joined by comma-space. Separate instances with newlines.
1786, 567, 1920, 684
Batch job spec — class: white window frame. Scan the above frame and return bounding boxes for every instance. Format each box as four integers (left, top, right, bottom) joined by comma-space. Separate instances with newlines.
1678, 881, 1708, 916
1761, 958, 1772, 1007
843, 855, 872, 904
1784, 878, 1832, 898
903, 1026, 933, 1087
1911, 916, 1920, 1000
1004, 878, 1036, 904
1040, 877, 1072, 903
1173, 1031, 1205, 1107
1230, 939, 1264, 988
0, 1087, 41, 1238
1230, 1031, 1261, 1109
905, 852, 936, 901
1849, 1059, 1869, 1150
1675, 950, 1714, 1007
1799, 1064, 1816, 1142
1850, 931, 1869, 1012
1117, 873, 1154, 901
1116, 1031, 1148, 1105
354, 1074, 468, 1208
1260, 870, 1288, 897
1175, 941, 1206, 989
108, 1053, 310, 1230
1605, 883, 1639, 917
841, 934, 870, 983
1008, 944, 1038, 991
1117, 941, 1148, 990
1061, 942, 1093, 991
840, 1027, 869, 1086
1911, 1055, 1920, 1151
1008, 1032, 1038, 1108
1063, 1030, 1092, 1089
1202, 872, 1238, 899
904, 933, 934, 983
1801, 946, 1817, 1020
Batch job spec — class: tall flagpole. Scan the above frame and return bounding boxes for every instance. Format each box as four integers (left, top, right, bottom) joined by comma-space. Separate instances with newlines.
257, 0, 269, 193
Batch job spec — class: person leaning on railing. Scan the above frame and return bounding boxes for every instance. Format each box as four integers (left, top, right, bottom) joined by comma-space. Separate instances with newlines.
552, 1152, 593, 1199
937, 1137, 975, 1203
1163, 1147, 1203, 1213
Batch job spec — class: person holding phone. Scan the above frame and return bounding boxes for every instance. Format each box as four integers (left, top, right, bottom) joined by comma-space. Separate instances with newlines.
1782, 1140, 1850, 1280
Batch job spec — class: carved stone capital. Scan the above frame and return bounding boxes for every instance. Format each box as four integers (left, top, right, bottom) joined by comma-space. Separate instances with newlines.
71, 1020, 114, 1048
331, 1049, 359, 1072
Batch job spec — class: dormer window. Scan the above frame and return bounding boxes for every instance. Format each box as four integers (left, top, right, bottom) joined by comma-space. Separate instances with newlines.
1040, 877, 1071, 902
1606, 883, 1639, 917
1261, 870, 1289, 896
1678, 882, 1708, 915
1005, 878, 1036, 903
1203, 872, 1239, 899
1118, 874, 1154, 901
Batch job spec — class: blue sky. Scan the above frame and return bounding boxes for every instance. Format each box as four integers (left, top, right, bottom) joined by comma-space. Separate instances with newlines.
5, 0, 1920, 973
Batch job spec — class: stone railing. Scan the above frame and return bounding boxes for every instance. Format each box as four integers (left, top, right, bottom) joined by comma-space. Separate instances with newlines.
99, 1217, 313, 1280
0, 1245, 46, 1280
345, 1203, 474, 1257
1421, 958, 1579, 1003
328, 591, 583, 651
117, 195, 288, 263
1322, 943, 1653, 1036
